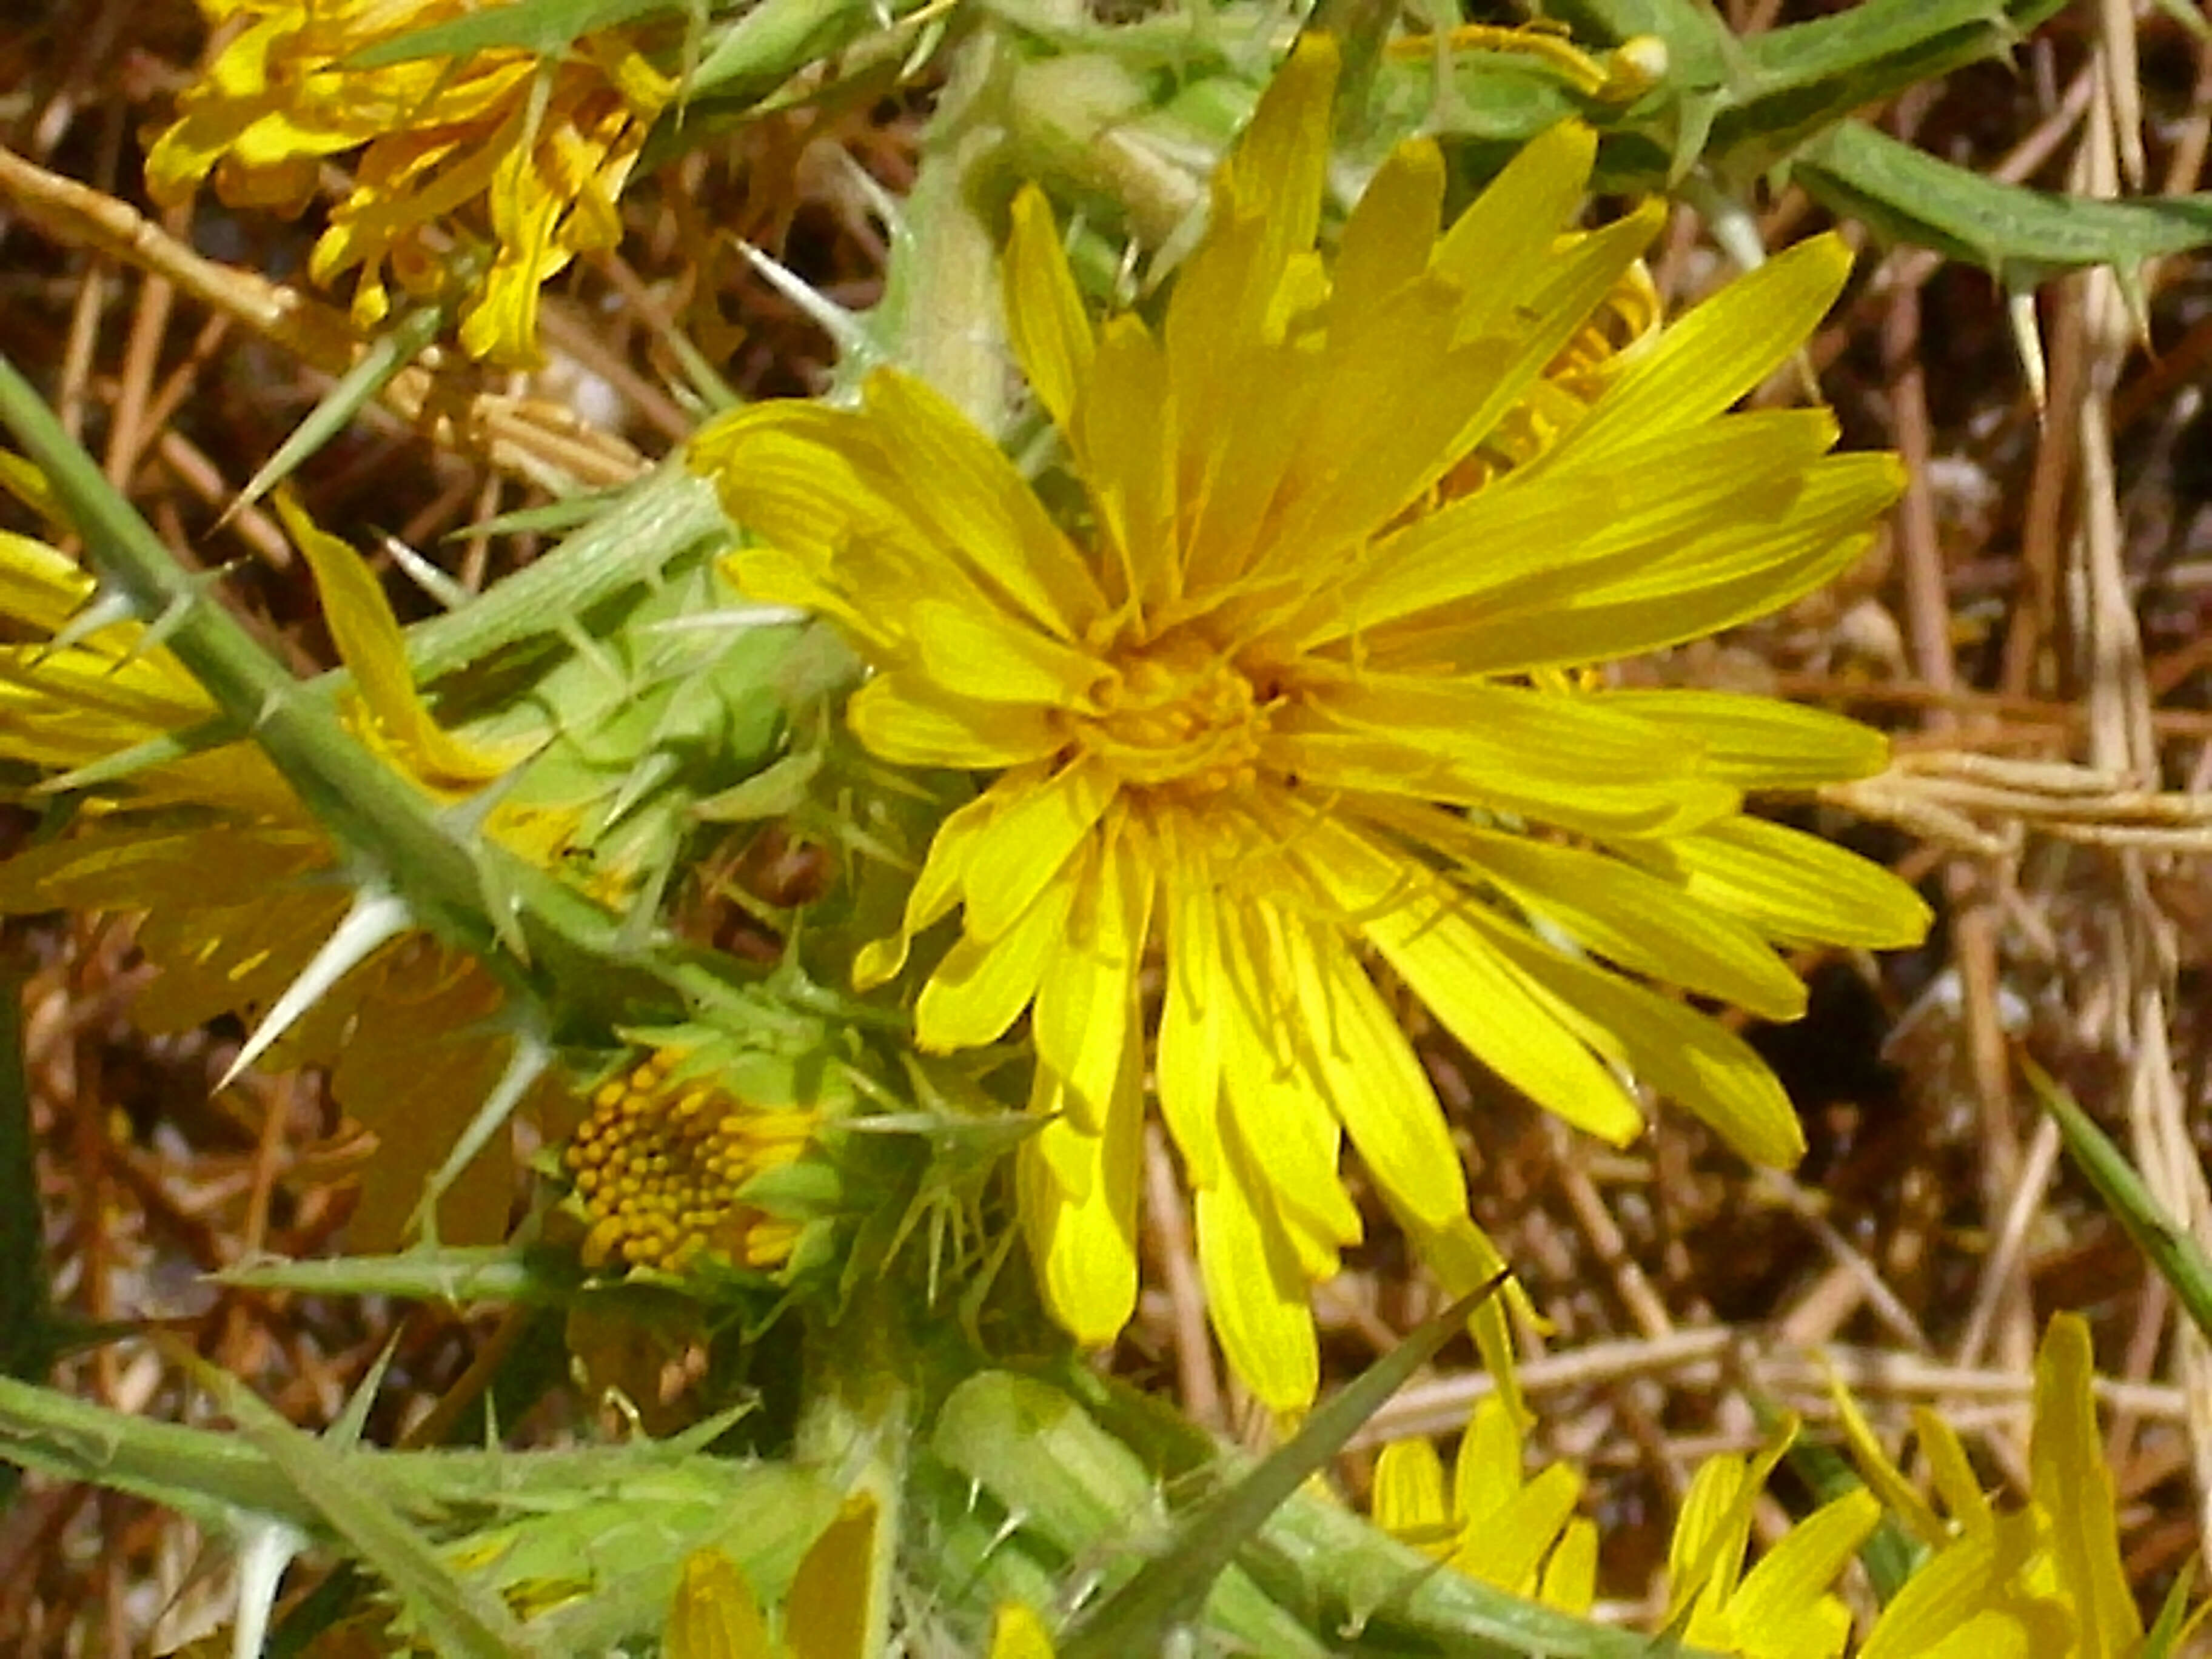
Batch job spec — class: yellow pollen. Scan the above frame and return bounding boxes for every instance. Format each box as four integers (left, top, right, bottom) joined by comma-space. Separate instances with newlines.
1077, 637, 1272, 796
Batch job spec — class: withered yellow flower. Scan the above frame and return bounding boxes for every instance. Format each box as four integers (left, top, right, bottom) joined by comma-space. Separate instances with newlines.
0, 511, 561, 1243
693, 39, 1928, 1409
146, 0, 674, 365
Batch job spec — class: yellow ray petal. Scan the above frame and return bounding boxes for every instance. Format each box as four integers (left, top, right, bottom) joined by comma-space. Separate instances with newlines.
1330, 138, 1446, 318
860, 370, 1105, 640
1652, 816, 1931, 950
1724, 1489, 1882, 1659
1156, 850, 1226, 1188
959, 755, 1117, 942
1289, 924, 1466, 1229
847, 673, 1067, 769
1327, 407, 1845, 643
2031, 1314, 2141, 1654
1030, 825, 1151, 1134
1004, 186, 1095, 434
1372, 1437, 1452, 1547
1441, 822, 1808, 1020
1295, 818, 1644, 1146
1470, 910, 1806, 1168
1564, 234, 1856, 459
914, 861, 1078, 1050
1592, 689, 1889, 786
277, 492, 521, 792
1196, 1118, 1321, 1412
666, 1550, 773, 1659
1019, 1053, 1142, 1344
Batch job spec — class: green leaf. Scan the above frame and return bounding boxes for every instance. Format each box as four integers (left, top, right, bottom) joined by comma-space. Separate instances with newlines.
0, 1372, 326, 1530
213, 1245, 586, 1305
201, 1368, 534, 1659
2142, 1559, 2200, 1659
1710, 0, 2067, 178
0, 358, 774, 1045
1797, 119, 2212, 287
228, 304, 448, 525
0, 1369, 763, 1523
931, 1372, 1331, 1658
1065, 1367, 1737, 1658
455, 487, 633, 543
406, 466, 729, 685
1057, 1281, 1506, 1659
2023, 1055, 2212, 1346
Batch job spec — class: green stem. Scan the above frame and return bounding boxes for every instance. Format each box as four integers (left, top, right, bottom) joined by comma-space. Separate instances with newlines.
0, 352, 699, 1035
0, 355, 488, 940
406, 466, 728, 684
887, 24, 1016, 431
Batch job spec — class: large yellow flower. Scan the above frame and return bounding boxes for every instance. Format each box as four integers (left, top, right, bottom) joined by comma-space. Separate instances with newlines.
146, 0, 674, 366
691, 39, 1928, 1409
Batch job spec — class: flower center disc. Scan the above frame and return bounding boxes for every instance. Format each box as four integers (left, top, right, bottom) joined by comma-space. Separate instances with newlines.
1079, 638, 1269, 796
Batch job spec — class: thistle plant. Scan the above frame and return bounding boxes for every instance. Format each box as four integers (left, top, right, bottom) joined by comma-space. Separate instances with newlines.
2, 0, 2210, 1654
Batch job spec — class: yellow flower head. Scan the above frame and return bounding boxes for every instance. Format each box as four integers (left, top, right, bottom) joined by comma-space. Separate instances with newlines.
1371, 1396, 1597, 1612
691, 39, 1929, 1409
568, 1048, 820, 1273
1666, 1418, 1880, 1659
146, 0, 675, 366
1847, 1313, 2152, 1659
1372, 1404, 1877, 1653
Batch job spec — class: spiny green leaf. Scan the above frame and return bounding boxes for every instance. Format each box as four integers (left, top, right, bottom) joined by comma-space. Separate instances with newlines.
0, 361, 757, 1042
214, 1245, 586, 1305
455, 488, 632, 543
444, 1464, 843, 1651
188, 1360, 534, 1659
0, 1370, 767, 1526
406, 466, 728, 684
1710, 0, 2066, 177
2023, 1055, 2212, 1347
680, 0, 887, 106
1731, 0, 2059, 90
1057, 1280, 1506, 1659
1797, 119, 2212, 288
1067, 1367, 1737, 1658
0, 1372, 322, 1529
228, 304, 447, 525
931, 1372, 1331, 1658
